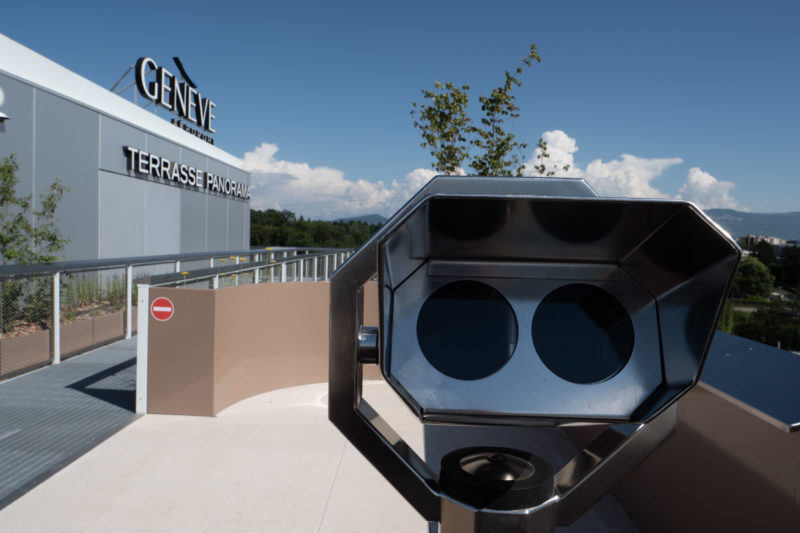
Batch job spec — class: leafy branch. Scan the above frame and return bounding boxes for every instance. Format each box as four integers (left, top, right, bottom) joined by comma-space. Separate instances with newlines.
411, 81, 471, 175
412, 44, 567, 177
531, 138, 571, 177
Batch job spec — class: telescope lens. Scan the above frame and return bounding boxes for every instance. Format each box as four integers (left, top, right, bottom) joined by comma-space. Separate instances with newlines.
417, 280, 517, 381
532, 283, 634, 384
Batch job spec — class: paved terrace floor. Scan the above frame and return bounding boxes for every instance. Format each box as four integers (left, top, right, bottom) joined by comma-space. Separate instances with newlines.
0, 339, 638, 532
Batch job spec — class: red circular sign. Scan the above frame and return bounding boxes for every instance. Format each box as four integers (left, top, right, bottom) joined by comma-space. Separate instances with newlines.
151, 297, 175, 321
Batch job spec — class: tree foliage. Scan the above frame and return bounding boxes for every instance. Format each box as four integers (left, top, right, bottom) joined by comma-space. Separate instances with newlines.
411, 44, 570, 177
729, 300, 800, 351
752, 240, 777, 266
531, 137, 570, 177
1, 154, 69, 335
720, 243, 800, 350
0, 154, 68, 265
731, 256, 774, 299
740, 239, 800, 295
411, 81, 471, 175
778, 246, 800, 292
250, 209, 382, 249
469, 46, 540, 176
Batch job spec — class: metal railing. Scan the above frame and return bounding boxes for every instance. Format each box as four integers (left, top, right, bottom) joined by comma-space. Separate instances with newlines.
0, 247, 350, 381
145, 248, 353, 289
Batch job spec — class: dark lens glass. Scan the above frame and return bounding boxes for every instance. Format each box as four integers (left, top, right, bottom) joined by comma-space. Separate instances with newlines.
532, 284, 634, 384
417, 281, 517, 381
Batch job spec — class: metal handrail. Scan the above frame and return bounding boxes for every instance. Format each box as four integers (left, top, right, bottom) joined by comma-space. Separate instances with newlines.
0, 246, 339, 280
0, 247, 350, 382
148, 249, 350, 286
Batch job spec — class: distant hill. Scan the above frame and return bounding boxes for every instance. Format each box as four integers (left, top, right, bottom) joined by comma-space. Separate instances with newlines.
706, 209, 800, 242
335, 214, 387, 225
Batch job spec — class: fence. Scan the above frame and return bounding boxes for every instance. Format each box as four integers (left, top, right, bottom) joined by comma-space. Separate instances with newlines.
0, 247, 350, 381
145, 249, 353, 289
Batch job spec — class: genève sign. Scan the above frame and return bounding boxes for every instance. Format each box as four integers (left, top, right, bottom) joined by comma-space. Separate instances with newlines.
135, 57, 216, 145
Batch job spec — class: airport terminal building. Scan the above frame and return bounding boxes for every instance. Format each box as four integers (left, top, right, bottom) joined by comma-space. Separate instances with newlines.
0, 34, 250, 261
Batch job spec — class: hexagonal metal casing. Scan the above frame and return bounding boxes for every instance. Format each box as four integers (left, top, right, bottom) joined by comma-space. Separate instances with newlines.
329, 176, 740, 523
375, 177, 740, 426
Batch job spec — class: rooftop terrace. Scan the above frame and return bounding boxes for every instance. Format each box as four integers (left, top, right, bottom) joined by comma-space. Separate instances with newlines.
0, 338, 637, 532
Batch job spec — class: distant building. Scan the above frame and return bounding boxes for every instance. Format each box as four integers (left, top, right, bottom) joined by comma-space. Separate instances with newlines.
0, 34, 250, 261
738, 234, 798, 258
769, 288, 793, 302
740, 234, 787, 249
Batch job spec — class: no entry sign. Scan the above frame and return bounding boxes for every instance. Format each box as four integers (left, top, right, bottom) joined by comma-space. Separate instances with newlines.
151, 297, 175, 321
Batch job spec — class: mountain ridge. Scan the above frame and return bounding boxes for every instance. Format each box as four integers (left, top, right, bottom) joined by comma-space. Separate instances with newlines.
334, 214, 388, 225
706, 209, 800, 241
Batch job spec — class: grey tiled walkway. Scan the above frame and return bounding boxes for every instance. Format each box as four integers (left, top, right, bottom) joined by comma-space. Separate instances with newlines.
0, 338, 137, 509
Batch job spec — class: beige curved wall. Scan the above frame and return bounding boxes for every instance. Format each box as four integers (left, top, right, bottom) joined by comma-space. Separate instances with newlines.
147, 281, 379, 416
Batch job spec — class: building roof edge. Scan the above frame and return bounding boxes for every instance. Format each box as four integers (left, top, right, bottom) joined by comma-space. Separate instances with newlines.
0, 33, 245, 171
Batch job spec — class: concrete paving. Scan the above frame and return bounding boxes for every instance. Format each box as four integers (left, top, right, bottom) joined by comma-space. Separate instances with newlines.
0, 377, 639, 532
0, 381, 428, 533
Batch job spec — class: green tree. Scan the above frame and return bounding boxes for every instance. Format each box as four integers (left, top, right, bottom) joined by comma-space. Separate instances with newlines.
718, 299, 735, 333
779, 246, 800, 293
411, 81, 471, 175
1, 154, 68, 334
469, 45, 541, 176
752, 240, 777, 266
249, 209, 382, 249
412, 44, 568, 177
731, 256, 774, 299
732, 300, 800, 351
0, 154, 68, 265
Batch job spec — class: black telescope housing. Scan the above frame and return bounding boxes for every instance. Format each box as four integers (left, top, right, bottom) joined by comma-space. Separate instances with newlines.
330, 176, 740, 531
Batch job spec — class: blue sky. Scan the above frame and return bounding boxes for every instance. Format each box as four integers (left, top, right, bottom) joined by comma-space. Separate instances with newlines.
3, 0, 798, 218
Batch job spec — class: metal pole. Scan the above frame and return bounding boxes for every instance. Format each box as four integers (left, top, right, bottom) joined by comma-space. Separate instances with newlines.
175, 260, 181, 273
125, 264, 133, 339
281, 263, 287, 283
300, 259, 304, 282
52, 272, 60, 365
313, 257, 318, 281
135, 284, 149, 414
324, 255, 329, 280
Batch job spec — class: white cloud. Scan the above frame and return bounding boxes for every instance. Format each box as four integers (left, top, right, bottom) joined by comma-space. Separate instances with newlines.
241, 142, 435, 219
240, 132, 742, 220
524, 129, 682, 197
677, 167, 739, 209
583, 154, 683, 198
522, 130, 742, 208
523, 130, 582, 178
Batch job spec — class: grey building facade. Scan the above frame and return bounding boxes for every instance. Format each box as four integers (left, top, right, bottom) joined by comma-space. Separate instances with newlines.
0, 34, 250, 261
